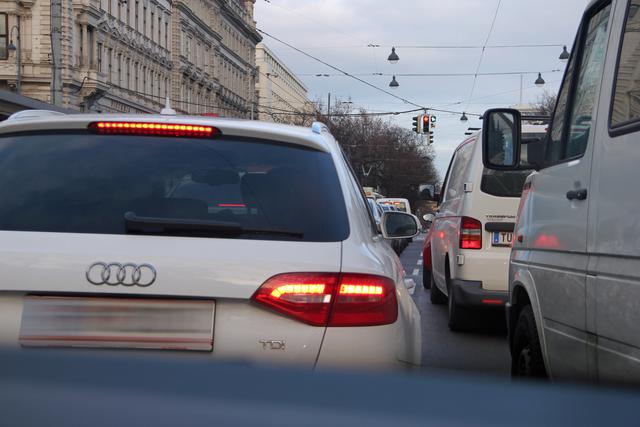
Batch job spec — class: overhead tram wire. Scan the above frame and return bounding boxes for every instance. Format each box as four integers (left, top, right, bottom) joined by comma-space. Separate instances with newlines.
257, 28, 482, 117
297, 70, 562, 77
466, 0, 502, 112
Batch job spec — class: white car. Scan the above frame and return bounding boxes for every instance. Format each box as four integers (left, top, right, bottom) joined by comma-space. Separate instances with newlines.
0, 112, 422, 370
429, 124, 547, 330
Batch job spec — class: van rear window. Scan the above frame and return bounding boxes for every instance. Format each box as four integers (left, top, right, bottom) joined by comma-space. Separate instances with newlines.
0, 133, 349, 242
480, 169, 531, 198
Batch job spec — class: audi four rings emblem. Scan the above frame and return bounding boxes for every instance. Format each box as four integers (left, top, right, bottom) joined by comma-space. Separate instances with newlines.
86, 262, 157, 287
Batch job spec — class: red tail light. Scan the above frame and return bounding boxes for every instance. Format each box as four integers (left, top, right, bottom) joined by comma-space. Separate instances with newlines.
88, 121, 220, 138
251, 273, 398, 327
330, 274, 397, 327
460, 216, 482, 249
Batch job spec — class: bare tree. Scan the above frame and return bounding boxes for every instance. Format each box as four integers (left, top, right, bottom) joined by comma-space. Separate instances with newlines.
534, 91, 558, 116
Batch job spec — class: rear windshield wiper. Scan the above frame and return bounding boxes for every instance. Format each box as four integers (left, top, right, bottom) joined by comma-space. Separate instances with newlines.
124, 211, 304, 239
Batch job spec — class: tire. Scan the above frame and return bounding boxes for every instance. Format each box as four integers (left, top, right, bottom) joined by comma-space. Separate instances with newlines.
511, 305, 547, 379
430, 270, 447, 305
448, 285, 472, 331
422, 265, 431, 289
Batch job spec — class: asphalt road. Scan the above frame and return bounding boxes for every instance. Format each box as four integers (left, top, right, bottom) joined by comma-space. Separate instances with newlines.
402, 233, 511, 378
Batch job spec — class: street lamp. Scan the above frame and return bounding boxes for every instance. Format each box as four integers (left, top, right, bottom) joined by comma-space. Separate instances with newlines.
460, 112, 468, 122
559, 45, 570, 62
7, 23, 21, 94
389, 75, 399, 89
387, 46, 399, 64
535, 72, 545, 87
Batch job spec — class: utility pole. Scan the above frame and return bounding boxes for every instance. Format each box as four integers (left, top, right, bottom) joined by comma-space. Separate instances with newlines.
327, 92, 330, 117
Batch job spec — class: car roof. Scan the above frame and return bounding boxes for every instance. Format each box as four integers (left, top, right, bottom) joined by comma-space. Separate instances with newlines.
0, 113, 334, 153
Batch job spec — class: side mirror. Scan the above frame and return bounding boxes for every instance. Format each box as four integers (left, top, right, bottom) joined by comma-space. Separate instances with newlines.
482, 108, 522, 170
381, 211, 420, 240
422, 213, 435, 224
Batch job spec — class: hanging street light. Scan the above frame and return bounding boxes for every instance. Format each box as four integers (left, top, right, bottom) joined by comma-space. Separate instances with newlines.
460, 112, 468, 122
559, 45, 570, 62
387, 47, 399, 64
535, 72, 545, 87
389, 75, 399, 89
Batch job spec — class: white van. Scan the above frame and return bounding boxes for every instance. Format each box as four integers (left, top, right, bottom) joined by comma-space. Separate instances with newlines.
429, 125, 546, 331
377, 198, 412, 214
481, 0, 640, 383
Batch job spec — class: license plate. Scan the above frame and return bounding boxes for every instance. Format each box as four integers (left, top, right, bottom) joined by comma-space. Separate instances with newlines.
492, 231, 513, 247
19, 296, 215, 351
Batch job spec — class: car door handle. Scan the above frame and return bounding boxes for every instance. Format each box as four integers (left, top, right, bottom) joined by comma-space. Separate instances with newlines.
566, 188, 588, 201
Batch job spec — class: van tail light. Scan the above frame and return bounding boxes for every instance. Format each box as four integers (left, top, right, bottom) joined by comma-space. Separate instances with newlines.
251, 273, 398, 327
460, 216, 482, 249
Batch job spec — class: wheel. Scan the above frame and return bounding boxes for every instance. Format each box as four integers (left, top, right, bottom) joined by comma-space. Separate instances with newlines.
422, 265, 431, 289
429, 270, 447, 305
511, 305, 547, 378
448, 284, 472, 331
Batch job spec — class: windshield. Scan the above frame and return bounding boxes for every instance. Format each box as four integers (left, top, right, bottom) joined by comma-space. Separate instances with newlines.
0, 133, 349, 242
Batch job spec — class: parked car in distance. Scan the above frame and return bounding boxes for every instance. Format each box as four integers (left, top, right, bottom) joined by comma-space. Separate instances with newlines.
428, 122, 547, 331
481, 0, 640, 384
0, 112, 422, 371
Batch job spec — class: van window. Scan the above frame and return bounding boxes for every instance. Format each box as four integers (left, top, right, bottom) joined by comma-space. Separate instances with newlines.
444, 140, 474, 202
611, 1, 640, 128
481, 169, 531, 198
547, 3, 611, 163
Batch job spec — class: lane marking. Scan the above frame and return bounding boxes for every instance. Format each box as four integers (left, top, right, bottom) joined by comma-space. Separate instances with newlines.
412, 268, 419, 276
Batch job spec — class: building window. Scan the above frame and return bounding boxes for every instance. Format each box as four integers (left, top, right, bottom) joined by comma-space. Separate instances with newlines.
126, 59, 130, 89
143, 6, 147, 37
107, 48, 113, 82
134, 62, 139, 91
157, 16, 161, 46
126, 1, 130, 26
135, 0, 139, 31
87, 27, 95, 67
142, 66, 147, 93
117, 53, 122, 86
164, 22, 168, 48
97, 43, 103, 73
150, 11, 154, 42
164, 77, 168, 97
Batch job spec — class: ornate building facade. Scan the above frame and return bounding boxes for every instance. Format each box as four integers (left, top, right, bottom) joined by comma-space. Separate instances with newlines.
0, 0, 260, 116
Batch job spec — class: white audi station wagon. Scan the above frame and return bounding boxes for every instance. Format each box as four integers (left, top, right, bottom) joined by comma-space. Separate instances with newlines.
0, 111, 422, 370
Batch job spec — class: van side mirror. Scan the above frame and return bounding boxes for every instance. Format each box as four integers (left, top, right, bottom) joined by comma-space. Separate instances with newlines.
482, 108, 522, 170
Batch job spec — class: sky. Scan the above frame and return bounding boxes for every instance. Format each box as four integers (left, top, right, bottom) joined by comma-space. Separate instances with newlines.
253, 0, 590, 178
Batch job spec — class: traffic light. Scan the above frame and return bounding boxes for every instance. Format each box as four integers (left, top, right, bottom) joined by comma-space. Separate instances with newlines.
428, 130, 434, 144
412, 115, 423, 134
430, 115, 437, 129
422, 114, 430, 133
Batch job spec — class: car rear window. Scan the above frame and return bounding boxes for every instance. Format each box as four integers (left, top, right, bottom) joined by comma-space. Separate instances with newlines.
0, 133, 349, 242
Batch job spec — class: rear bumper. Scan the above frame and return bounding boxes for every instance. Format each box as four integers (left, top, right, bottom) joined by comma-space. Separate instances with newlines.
450, 279, 508, 308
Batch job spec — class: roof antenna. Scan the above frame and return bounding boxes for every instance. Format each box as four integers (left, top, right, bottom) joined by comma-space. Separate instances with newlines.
160, 97, 176, 116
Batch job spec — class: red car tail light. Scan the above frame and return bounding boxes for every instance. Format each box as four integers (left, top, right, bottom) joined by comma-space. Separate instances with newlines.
251, 273, 338, 326
251, 273, 398, 327
88, 121, 220, 138
460, 216, 482, 250
329, 274, 397, 327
